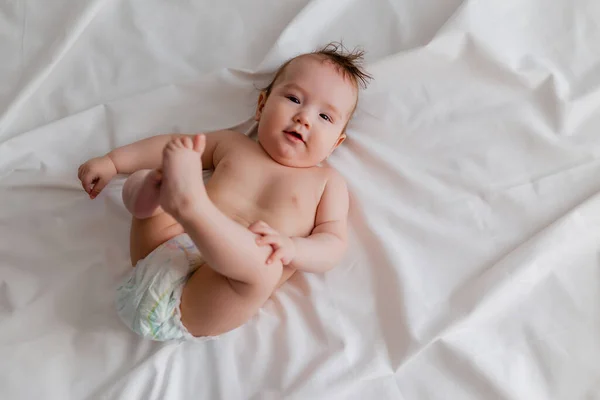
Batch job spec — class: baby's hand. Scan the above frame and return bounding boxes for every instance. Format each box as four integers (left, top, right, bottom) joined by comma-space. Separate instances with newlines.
249, 221, 296, 266
78, 155, 118, 199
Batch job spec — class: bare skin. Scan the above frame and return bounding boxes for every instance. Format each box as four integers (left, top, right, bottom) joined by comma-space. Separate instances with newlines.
78, 55, 354, 337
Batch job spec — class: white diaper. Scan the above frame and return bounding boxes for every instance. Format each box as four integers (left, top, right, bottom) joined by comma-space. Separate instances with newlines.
116, 233, 215, 342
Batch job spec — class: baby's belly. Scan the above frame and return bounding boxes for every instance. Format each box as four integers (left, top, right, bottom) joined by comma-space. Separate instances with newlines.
210, 195, 313, 239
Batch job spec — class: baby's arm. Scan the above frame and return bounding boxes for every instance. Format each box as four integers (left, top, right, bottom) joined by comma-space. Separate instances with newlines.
79, 130, 231, 198
108, 131, 226, 174
289, 171, 349, 273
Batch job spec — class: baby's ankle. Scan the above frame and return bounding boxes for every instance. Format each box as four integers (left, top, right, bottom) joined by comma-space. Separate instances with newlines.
166, 191, 209, 223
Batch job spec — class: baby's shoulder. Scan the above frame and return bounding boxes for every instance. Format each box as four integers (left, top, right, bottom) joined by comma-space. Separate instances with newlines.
213, 130, 254, 155
315, 165, 345, 182
215, 129, 250, 146
311, 166, 347, 196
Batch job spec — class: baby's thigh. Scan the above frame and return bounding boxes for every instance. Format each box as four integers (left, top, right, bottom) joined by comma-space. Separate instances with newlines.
129, 213, 184, 265
180, 261, 283, 337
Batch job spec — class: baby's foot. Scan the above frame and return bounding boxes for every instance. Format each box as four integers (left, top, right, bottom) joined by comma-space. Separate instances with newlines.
122, 169, 162, 219
159, 134, 207, 220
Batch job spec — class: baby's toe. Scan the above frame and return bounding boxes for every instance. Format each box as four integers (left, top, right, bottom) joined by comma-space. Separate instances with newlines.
181, 136, 193, 149
193, 134, 206, 153
164, 142, 177, 153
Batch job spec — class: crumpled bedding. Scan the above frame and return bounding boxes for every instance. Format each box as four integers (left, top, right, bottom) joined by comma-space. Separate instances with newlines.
1, 0, 600, 399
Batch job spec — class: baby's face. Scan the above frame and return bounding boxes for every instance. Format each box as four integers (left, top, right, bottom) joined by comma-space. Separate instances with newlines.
255, 55, 357, 168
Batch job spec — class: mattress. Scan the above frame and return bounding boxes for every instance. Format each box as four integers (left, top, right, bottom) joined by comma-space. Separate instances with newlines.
1, 0, 600, 398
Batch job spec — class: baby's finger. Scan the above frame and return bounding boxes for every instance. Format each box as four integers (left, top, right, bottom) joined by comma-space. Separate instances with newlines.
249, 220, 263, 227
248, 220, 269, 232
257, 234, 280, 247
90, 178, 108, 199
81, 175, 94, 194
249, 225, 269, 235
281, 253, 293, 265
267, 248, 285, 265
78, 164, 91, 181
261, 223, 277, 235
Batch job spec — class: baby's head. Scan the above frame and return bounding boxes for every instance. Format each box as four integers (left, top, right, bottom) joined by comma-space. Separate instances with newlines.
255, 43, 372, 167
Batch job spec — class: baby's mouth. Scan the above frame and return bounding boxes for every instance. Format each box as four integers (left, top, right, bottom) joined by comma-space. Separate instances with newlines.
284, 130, 304, 142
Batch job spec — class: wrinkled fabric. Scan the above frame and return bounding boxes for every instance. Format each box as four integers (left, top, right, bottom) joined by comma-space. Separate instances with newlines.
1, 0, 600, 399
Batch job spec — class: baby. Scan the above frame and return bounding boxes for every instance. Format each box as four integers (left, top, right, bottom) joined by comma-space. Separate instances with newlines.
78, 43, 371, 341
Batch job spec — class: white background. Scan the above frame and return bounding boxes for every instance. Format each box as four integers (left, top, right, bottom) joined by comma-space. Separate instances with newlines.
1, 0, 600, 399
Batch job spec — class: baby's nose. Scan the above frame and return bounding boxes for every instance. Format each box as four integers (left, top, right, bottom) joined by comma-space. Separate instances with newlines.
294, 113, 310, 127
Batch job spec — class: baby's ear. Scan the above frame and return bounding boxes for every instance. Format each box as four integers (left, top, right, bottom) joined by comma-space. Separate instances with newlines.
335, 132, 347, 148
329, 132, 346, 155
255, 91, 268, 121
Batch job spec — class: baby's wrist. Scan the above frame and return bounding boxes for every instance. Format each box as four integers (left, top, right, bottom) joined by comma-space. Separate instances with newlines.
289, 236, 299, 263
105, 153, 118, 174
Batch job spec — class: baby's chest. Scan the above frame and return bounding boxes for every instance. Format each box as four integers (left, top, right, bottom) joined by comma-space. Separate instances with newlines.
253, 178, 321, 236
255, 178, 316, 212
210, 158, 322, 231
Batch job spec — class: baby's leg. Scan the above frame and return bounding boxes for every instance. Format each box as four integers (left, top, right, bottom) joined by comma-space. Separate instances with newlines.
124, 169, 184, 264
177, 201, 284, 336
159, 135, 283, 336
122, 169, 163, 219
160, 135, 279, 285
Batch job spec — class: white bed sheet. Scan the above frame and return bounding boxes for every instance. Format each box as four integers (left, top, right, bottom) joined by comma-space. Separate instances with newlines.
2, 0, 600, 399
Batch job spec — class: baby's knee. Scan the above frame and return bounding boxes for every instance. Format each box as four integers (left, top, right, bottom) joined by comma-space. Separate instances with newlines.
258, 260, 284, 290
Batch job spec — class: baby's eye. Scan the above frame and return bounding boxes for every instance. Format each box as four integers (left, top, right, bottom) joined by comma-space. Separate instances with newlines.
287, 96, 300, 104
319, 113, 332, 122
